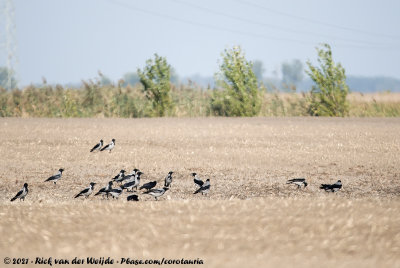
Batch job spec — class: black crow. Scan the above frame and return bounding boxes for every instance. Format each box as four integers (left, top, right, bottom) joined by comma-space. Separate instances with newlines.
287, 178, 308, 188
75, 182, 96, 198
194, 179, 210, 195
90, 139, 103, 152
192, 173, 204, 188
144, 187, 169, 201
164, 171, 174, 187
127, 194, 139, 201
44, 168, 64, 184
139, 181, 157, 191
320, 180, 342, 192
10, 183, 28, 202
100, 139, 115, 153
94, 181, 113, 198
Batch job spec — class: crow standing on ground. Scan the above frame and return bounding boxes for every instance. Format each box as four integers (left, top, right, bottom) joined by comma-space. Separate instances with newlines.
90, 139, 103, 152
75, 182, 96, 199
100, 139, 115, 153
286, 178, 308, 189
117, 169, 138, 184
194, 178, 210, 195
139, 181, 157, 191
95, 181, 113, 198
44, 168, 64, 184
320, 180, 342, 192
112, 170, 126, 182
109, 186, 123, 199
192, 173, 204, 188
164, 171, 174, 187
121, 171, 143, 192
144, 187, 169, 201
10, 183, 29, 202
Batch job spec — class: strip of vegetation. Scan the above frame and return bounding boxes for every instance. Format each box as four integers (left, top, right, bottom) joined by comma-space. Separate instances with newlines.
1, 84, 399, 117
1, 44, 400, 117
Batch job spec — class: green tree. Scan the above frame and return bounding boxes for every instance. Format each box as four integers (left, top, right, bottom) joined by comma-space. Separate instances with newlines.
211, 46, 261, 116
306, 44, 349, 116
137, 54, 174, 116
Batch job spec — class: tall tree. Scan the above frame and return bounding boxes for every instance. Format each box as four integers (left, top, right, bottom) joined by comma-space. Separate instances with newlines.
306, 44, 349, 116
137, 54, 174, 116
211, 46, 261, 116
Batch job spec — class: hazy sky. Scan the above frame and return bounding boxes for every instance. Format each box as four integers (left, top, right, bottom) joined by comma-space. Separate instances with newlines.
4, 0, 400, 85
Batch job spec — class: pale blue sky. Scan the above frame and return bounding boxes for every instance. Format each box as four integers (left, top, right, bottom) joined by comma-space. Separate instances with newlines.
5, 0, 400, 85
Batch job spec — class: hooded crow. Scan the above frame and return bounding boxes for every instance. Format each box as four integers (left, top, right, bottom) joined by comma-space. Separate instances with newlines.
164, 171, 174, 188
320, 180, 342, 192
127, 194, 139, 201
194, 179, 210, 195
287, 178, 308, 189
100, 139, 115, 153
109, 187, 123, 199
192, 173, 204, 188
112, 170, 126, 182
144, 187, 169, 201
44, 168, 64, 184
121, 171, 143, 192
117, 168, 138, 184
75, 182, 96, 198
90, 139, 103, 152
94, 181, 113, 198
10, 183, 29, 202
139, 180, 157, 191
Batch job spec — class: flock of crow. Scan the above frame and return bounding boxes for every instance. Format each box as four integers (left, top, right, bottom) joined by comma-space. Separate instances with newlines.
9, 138, 342, 202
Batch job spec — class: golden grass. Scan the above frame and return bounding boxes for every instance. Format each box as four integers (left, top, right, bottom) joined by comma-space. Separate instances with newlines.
2, 85, 400, 117
0, 118, 400, 267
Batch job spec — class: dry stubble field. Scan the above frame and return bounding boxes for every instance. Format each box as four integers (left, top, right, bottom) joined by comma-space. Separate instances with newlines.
0, 117, 399, 267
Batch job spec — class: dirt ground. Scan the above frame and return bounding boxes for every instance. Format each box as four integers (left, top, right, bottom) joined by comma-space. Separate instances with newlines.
0, 117, 399, 267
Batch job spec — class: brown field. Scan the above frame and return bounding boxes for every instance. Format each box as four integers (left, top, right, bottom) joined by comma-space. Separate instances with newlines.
0, 117, 399, 267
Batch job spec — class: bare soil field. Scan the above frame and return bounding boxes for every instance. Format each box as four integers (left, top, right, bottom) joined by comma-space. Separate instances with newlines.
0, 117, 399, 267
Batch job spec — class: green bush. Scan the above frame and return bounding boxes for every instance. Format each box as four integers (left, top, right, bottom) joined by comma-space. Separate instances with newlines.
137, 54, 174, 117
306, 44, 349, 116
211, 46, 261, 116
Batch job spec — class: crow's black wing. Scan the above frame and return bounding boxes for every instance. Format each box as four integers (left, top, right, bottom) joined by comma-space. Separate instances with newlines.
100, 144, 110, 151
194, 178, 204, 187
140, 181, 156, 190
287, 178, 305, 183
94, 187, 106, 196
90, 142, 101, 152
10, 189, 23, 201
75, 187, 89, 198
45, 174, 59, 182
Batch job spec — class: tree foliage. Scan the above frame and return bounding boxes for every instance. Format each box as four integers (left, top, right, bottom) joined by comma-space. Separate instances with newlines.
306, 44, 349, 116
137, 54, 174, 117
211, 46, 261, 116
